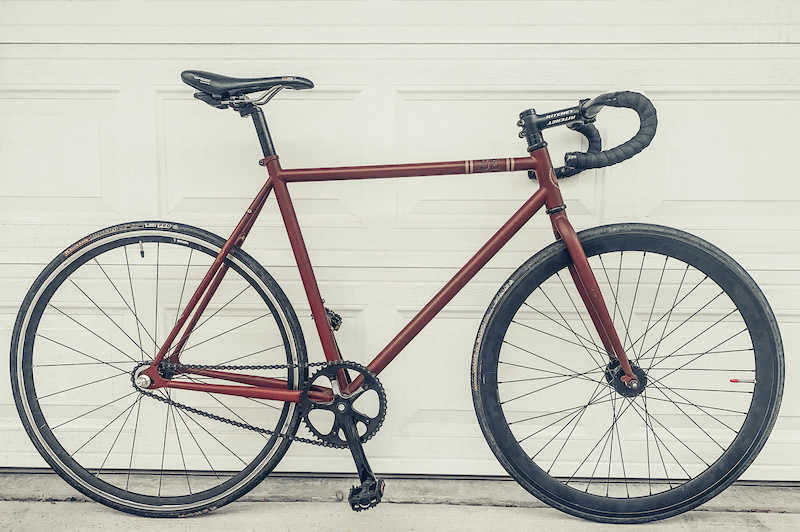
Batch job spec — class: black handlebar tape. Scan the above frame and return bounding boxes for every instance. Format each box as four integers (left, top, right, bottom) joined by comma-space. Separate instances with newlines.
573, 121, 602, 153
555, 122, 602, 179
565, 91, 657, 171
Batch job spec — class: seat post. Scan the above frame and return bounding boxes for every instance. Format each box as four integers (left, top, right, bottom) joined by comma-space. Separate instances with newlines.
250, 106, 277, 158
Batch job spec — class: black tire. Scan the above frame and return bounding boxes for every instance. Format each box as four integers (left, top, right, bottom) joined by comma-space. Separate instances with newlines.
472, 223, 783, 523
10, 221, 307, 517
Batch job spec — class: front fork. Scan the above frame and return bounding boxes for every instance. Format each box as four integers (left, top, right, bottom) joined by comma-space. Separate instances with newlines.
533, 148, 640, 388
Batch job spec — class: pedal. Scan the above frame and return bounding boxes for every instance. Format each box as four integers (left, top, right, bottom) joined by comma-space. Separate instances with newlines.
348, 477, 385, 511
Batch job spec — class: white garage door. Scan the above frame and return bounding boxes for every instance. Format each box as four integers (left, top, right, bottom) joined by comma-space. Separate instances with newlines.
1, 1, 798, 481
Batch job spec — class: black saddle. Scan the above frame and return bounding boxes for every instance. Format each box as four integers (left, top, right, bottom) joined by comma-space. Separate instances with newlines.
181, 70, 314, 99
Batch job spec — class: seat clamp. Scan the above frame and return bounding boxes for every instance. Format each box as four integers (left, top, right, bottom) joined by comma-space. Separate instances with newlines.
546, 204, 567, 215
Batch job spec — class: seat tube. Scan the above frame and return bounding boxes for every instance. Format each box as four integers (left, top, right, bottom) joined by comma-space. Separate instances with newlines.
265, 159, 342, 363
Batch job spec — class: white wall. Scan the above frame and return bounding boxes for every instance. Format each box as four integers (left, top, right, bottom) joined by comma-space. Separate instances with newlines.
1, 1, 798, 480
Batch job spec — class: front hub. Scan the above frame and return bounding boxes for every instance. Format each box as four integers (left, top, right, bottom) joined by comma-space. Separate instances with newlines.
604, 360, 647, 397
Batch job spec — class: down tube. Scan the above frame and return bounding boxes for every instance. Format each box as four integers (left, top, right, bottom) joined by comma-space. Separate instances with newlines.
365, 187, 549, 379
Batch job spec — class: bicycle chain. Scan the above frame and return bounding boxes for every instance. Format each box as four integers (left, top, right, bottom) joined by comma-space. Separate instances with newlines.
130, 360, 338, 448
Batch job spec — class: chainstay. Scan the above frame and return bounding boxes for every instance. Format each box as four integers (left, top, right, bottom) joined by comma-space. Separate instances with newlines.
131, 361, 336, 448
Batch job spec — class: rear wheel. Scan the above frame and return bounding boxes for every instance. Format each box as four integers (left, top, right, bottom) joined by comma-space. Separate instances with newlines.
11, 221, 306, 516
472, 223, 783, 523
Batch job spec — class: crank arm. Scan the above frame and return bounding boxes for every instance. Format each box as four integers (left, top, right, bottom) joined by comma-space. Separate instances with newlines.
336, 403, 376, 484
335, 406, 385, 511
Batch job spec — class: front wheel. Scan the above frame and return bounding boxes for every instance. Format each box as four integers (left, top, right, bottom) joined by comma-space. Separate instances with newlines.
10, 221, 306, 517
472, 223, 783, 523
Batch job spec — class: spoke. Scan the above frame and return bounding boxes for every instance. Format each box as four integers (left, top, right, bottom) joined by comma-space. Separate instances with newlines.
641, 393, 675, 491
124, 246, 147, 364
182, 375, 275, 433
647, 385, 751, 395
530, 283, 607, 367
508, 393, 619, 426
625, 275, 712, 362
571, 389, 632, 490
600, 395, 619, 497
180, 284, 256, 352
126, 393, 144, 490
518, 405, 588, 446
581, 391, 682, 487
647, 347, 754, 362
623, 396, 710, 470
509, 383, 610, 478
501, 374, 590, 385
637, 255, 672, 366
37, 371, 129, 401
580, 393, 681, 494
499, 359, 605, 386
70, 397, 142, 459
169, 395, 192, 495
649, 385, 728, 452
642, 393, 654, 493
635, 288, 729, 367
500, 343, 606, 405
97, 395, 142, 475
598, 252, 639, 362
531, 382, 610, 473
642, 261, 689, 367
94, 255, 157, 357
638, 398, 690, 485
647, 323, 747, 376
194, 284, 252, 331
217, 343, 284, 366
556, 270, 605, 361
153, 242, 160, 359
50, 391, 140, 431
609, 252, 623, 324
624, 252, 647, 355
35, 333, 132, 375
180, 313, 272, 354
646, 379, 744, 439
545, 407, 594, 478
170, 405, 222, 481
503, 340, 604, 381
175, 248, 194, 326
524, 402, 590, 454
510, 318, 606, 358
159, 389, 171, 497
608, 396, 628, 497
238, 395, 283, 411
175, 407, 249, 466
47, 304, 139, 365
649, 366, 754, 372
67, 278, 150, 359
639, 392, 749, 416
34, 360, 134, 367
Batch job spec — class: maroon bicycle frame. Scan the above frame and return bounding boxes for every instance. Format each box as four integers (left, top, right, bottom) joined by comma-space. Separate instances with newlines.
139, 146, 637, 401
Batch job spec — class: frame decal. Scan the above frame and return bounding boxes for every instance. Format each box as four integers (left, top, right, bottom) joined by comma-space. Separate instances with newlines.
466, 158, 515, 174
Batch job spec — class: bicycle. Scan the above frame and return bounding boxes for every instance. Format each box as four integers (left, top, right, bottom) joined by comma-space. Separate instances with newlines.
9, 70, 784, 524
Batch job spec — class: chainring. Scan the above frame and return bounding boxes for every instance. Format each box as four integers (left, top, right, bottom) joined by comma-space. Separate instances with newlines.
299, 361, 387, 448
